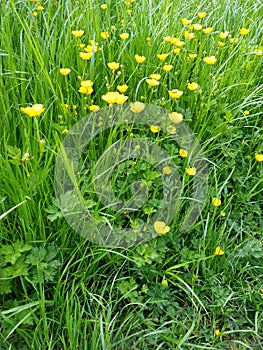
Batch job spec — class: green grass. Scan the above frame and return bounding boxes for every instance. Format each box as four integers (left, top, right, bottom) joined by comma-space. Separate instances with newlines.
1, 0, 263, 348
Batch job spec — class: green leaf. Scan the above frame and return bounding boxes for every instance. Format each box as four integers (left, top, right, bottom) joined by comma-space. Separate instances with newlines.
45, 197, 63, 222
26, 244, 61, 283
0, 241, 32, 265
117, 278, 140, 302
6, 145, 21, 165
0, 278, 12, 295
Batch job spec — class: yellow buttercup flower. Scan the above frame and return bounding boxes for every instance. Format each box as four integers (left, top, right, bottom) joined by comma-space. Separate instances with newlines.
117, 84, 128, 93
89, 39, 96, 45
166, 125, 176, 134
78, 80, 94, 94
168, 89, 183, 99
113, 93, 128, 104
163, 166, 172, 175
20, 104, 45, 117
101, 32, 110, 40
240, 27, 250, 35
170, 37, 180, 44
163, 36, 171, 42
154, 221, 170, 234
174, 40, 185, 47
255, 153, 263, 162
150, 125, 161, 133
203, 56, 217, 64
33, 12, 38, 17
212, 197, 221, 207
184, 31, 195, 40
130, 102, 145, 113
107, 61, 120, 71
215, 329, 221, 336
36, 5, 44, 10
192, 23, 202, 31
220, 211, 226, 217
173, 48, 181, 54
149, 73, 161, 81
163, 64, 173, 72
198, 12, 207, 18
185, 167, 196, 176
88, 105, 100, 112
219, 31, 229, 39
79, 52, 93, 60
181, 17, 191, 26
72, 30, 84, 38
102, 91, 128, 105
135, 54, 146, 64
59, 68, 71, 76
229, 37, 238, 44
218, 41, 225, 47
100, 4, 107, 10
202, 27, 213, 34
146, 79, 160, 87
254, 47, 263, 55
119, 32, 129, 40
111, 25, 117, 30
84, 44, 98, 53
157, 53, 169, 61
188, 53, 197, 59
80, 80, 93, 87
187, 82, 199, 90
214, 246, 224, 255
169, 112, 183, 124
179, 149, 188, 158
78, 86, 93, 94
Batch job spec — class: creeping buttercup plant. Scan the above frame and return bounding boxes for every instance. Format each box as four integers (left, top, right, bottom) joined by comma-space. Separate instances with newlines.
0, 242, 61, 294
0, 242, 32, 295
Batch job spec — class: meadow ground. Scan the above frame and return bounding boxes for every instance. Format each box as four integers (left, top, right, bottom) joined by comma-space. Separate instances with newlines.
0, 0, 263, 349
